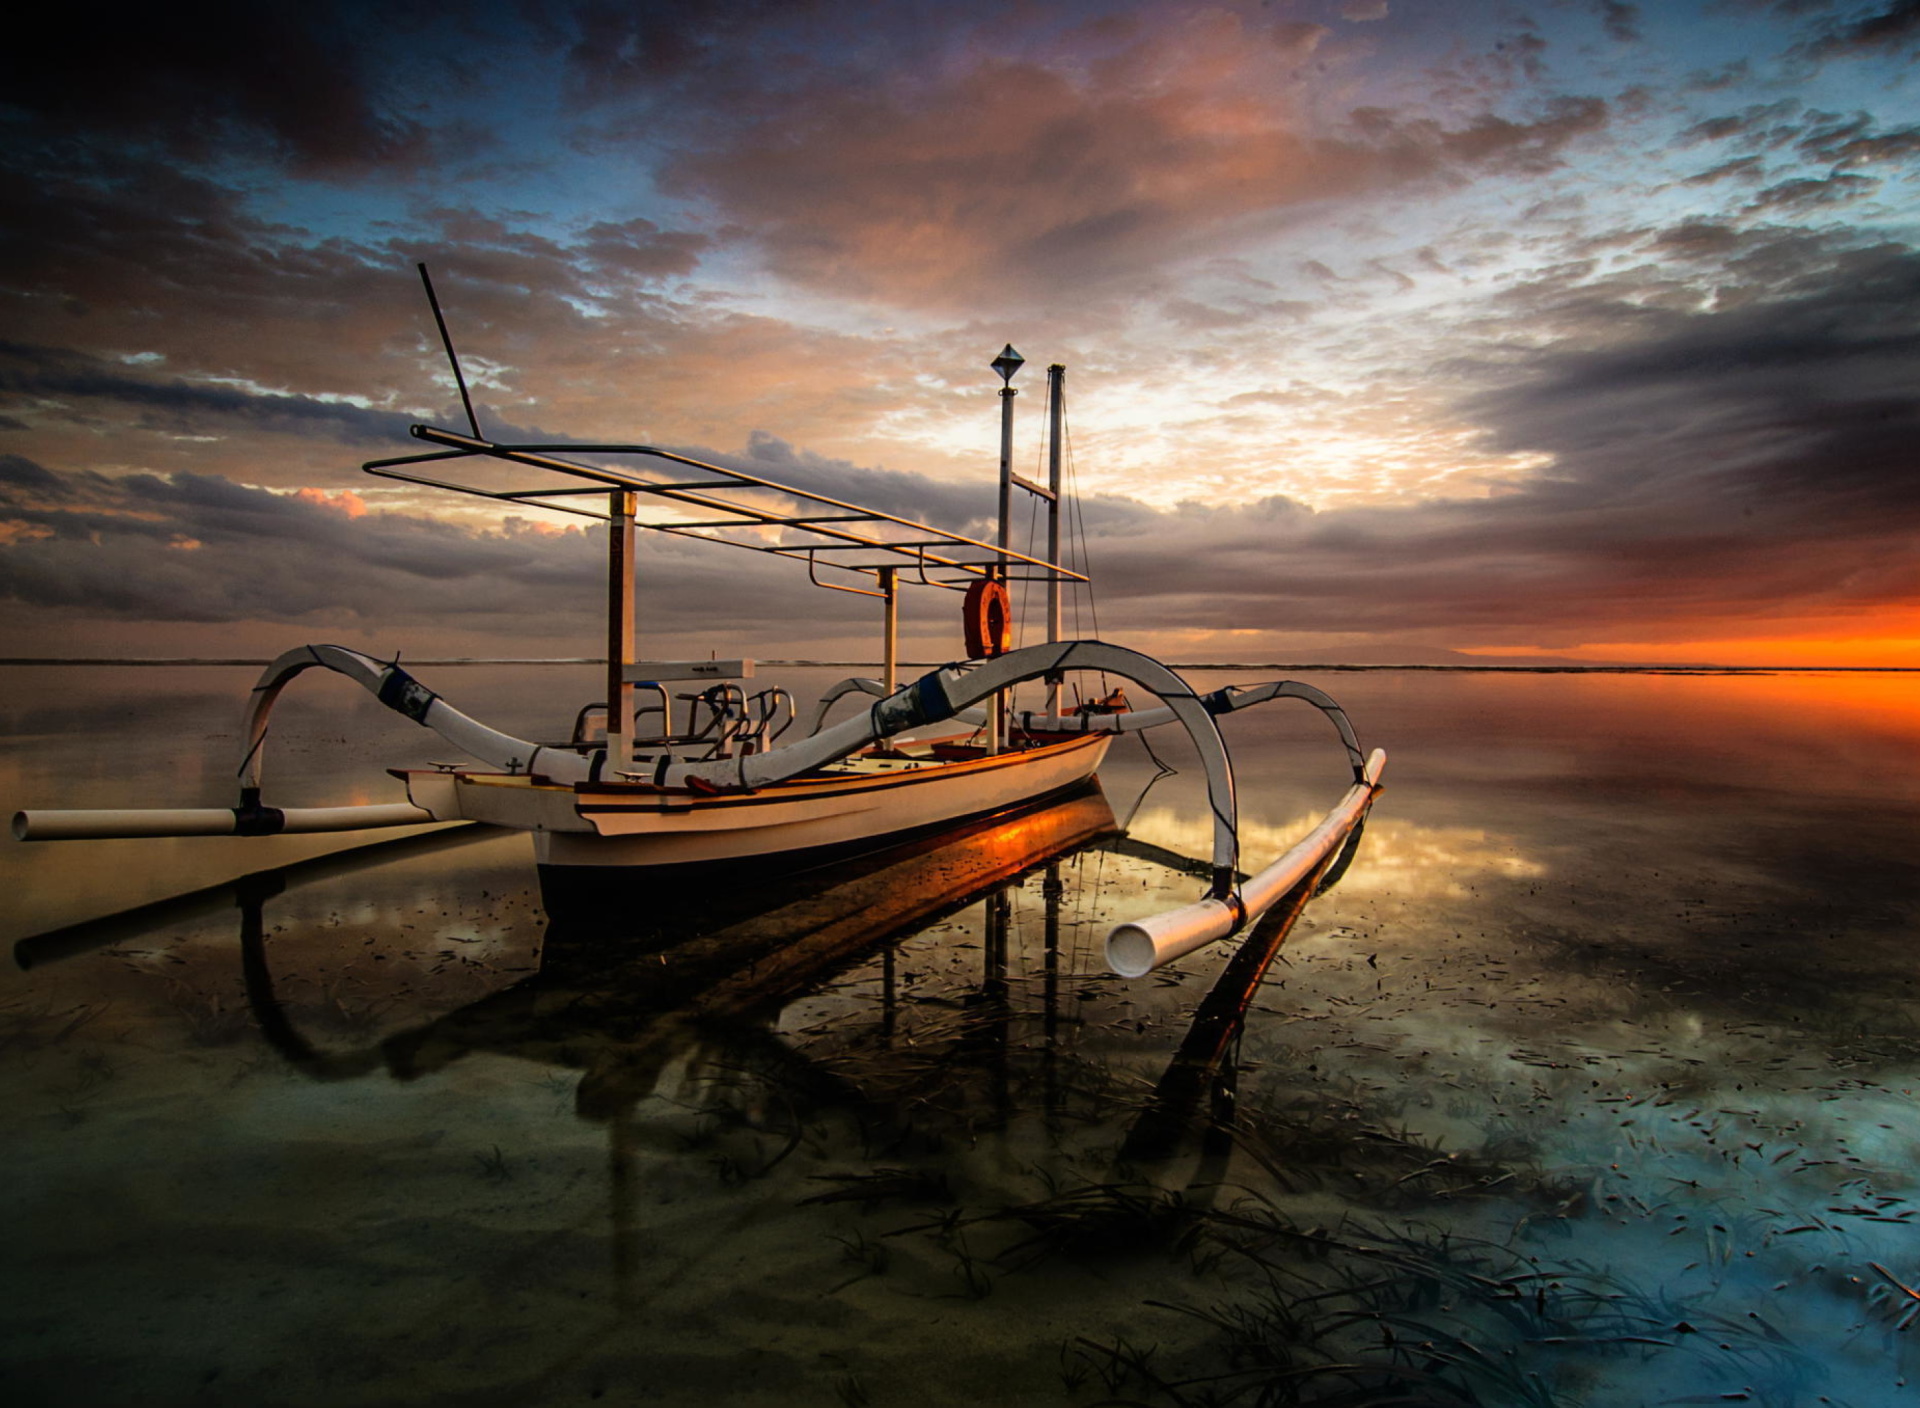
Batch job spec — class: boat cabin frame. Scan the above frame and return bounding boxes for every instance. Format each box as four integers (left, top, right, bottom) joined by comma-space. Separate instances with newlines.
365, 364, 1077, 771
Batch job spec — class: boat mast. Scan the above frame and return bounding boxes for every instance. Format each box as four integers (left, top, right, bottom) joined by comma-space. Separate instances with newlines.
607, 489, 637, 773
991, 344, 1024, 755
1046, 363, 1064, 717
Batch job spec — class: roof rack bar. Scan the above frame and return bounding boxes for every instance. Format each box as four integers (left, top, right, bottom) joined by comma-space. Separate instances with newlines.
405, 426, 1078, 574
361, 464, 611, 520
666, 512, 884, 529
371, 424, 1088, 583
804, 540, 963, 551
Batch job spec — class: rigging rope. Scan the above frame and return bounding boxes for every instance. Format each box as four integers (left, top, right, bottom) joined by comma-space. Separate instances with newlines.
1060, 401, 1110, 696
1119, 726, 1180, 831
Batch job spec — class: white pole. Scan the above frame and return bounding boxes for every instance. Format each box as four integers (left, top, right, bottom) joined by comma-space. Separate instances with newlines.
992, 350, 1020, 756
1046, 363, 1064, 716
15, 802, 436, 841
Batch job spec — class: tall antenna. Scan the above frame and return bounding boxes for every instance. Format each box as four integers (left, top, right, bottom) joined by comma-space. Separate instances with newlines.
417, 262, 481, 440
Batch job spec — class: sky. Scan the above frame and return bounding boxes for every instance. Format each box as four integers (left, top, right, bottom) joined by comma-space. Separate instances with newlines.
1, 0, 1917, 667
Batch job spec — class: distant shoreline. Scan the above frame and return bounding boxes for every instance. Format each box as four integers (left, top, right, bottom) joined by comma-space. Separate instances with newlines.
2, 658, 1914, 675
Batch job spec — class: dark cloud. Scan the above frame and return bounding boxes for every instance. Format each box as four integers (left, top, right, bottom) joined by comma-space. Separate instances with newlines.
574, 219, 709, 280
1795, 0, 1920, 58
554, 0, 830, 100
1649, 221, 1744, 258
1597, 2, 1643, 43
0, 456, 853, 641
1676, 100, 1802, 148
0, 454, 67, 495
1682, 155, 1766, 186
0, 343, 422, 444
1746, 172, 1878, 211
0, 0, 443, 173
1796, 116, 1920, 168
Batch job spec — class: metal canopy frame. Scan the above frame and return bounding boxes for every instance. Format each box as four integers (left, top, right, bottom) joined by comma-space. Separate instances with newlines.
364, 425, 1088, 596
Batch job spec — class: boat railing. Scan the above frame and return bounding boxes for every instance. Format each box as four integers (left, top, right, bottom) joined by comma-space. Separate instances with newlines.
568, 683, 796, 762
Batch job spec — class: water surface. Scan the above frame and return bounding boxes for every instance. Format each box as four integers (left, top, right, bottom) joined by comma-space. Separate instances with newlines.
3, 664, 1918, 1406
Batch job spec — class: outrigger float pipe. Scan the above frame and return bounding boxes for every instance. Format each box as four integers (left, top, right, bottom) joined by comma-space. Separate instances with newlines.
1105, 748, 1385, 978
14, 803, 433, 843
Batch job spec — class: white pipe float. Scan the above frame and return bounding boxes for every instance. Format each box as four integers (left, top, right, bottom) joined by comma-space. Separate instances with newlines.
14, 802, 435, 842
1105, 748, 1386, 978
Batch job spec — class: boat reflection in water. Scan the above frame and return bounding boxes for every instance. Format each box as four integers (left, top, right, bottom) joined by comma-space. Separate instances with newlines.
215, 780, 1351, 1293
363, 787, 1123, 1118
209, 773, 1367, 1144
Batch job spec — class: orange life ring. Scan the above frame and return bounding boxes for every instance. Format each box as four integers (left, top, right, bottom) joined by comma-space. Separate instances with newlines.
962, 578, 1012, 658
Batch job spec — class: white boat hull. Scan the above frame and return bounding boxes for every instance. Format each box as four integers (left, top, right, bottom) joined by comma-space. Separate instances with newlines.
398, 733, 1111, 869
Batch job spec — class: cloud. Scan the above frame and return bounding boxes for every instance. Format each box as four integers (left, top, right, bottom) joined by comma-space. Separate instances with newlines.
1795, 0, 1920, 59
662, 13, 1607, 310
0, 0, 435, 173
0, 457, 703, 634
1676, 99, 1803, 149
7, 233, 1915, 658
1597, 2, 1642, 43
720, 433, 990, 534
1682, 155, 1766, 186
0, 454, 69, 496
573, 218, 709, 280
1055, 237, 1920, 646
552, 0, 832, 102
0, 342, 424, 444
1796, 116, 1920, 168
1746, 172, 1879, 212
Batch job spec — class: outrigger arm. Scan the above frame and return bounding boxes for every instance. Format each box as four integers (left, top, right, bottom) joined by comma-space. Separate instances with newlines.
221, 641, 1247, 886
1014, 679, 1367, 779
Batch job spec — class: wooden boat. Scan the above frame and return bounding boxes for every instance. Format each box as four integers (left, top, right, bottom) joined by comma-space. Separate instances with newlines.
12, 273, 1386, 975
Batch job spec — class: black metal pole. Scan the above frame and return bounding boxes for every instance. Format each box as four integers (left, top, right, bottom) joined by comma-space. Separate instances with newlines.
417, 263, 482, 440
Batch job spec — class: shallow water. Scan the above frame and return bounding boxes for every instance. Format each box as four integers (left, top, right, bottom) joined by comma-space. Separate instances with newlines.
3, 664, 1919, 1407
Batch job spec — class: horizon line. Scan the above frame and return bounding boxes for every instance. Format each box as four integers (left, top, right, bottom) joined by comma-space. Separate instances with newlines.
1, 657, 1915, 675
